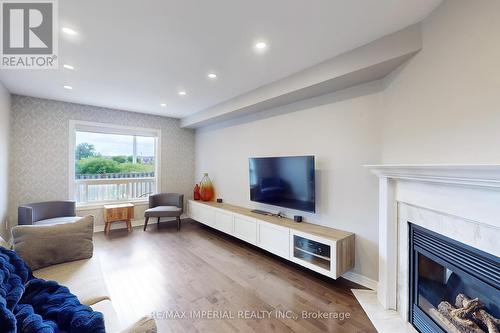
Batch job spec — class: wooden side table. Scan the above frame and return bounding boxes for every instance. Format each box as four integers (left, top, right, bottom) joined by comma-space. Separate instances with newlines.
103, 203, 134, 235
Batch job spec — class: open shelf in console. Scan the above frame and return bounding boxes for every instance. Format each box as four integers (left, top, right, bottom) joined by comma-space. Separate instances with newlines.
293, 235, 331, 270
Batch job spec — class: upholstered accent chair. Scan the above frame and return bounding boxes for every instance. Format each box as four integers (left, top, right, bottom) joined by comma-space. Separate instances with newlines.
144, 193, 184, 231
18, 201, 79, 226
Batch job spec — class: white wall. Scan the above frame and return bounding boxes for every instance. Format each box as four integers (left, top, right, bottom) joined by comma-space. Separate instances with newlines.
196, 82, 384, 282
0, 82, 11, 240
382, 0, 500, 163
195, 0, 500, 284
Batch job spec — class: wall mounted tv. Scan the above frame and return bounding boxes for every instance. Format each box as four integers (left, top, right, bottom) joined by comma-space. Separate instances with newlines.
249, 156, 315, 213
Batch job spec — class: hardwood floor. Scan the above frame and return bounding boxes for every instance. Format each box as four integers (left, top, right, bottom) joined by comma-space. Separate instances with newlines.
94, 219, 376, 333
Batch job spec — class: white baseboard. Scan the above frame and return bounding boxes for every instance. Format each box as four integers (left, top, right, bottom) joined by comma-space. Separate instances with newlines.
94, 215, 188, 233
342, 271, 378, 291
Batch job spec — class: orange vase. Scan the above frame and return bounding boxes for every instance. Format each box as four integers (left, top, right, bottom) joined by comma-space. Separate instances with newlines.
199, 173, 214, 201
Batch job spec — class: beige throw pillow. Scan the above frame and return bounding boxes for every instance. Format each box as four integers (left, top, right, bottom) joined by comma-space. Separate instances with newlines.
12, 215, 94, 270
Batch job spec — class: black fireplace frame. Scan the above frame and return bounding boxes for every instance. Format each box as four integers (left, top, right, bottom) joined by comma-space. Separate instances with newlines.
408, 223, 500, 333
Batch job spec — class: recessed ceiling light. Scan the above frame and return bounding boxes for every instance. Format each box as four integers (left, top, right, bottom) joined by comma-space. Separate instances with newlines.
62, 27, 78, 35
160, 103, 167, 107
207, 73, 217, 79
63, 85, 73, 90
255, 41, 267, 50
63, 64, 74, 70
178, 91, 187, 96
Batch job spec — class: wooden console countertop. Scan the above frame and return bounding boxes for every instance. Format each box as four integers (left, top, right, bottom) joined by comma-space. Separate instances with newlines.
189, 200, 354, 241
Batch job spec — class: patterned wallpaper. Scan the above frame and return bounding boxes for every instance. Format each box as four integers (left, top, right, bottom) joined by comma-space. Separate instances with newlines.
9, 95, 195, 226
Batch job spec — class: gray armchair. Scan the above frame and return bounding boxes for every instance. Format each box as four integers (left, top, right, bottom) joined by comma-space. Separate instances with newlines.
18, 201, 79, 226
144, 193, 184, 231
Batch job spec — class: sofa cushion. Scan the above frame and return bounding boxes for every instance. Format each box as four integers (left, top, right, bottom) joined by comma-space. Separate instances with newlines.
91, 300, 122, 333
33, 255, 110, 306
144, 206, 181, 217
34, 216, 82, 226
0, 235, 9, 248
12, 215, 94, 270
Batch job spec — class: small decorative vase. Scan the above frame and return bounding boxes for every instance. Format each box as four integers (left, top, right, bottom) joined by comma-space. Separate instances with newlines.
193, 184, 201, 201
199, 173, 214, 201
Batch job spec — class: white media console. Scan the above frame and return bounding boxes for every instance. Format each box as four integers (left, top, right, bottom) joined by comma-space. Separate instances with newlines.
188, 200, 355, 279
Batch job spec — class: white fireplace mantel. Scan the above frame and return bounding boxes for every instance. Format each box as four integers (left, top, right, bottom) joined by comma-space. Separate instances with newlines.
367, 164, 500, 188
365, 164, 500, 311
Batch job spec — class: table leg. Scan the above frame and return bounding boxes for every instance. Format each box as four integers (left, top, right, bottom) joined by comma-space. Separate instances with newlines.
127, 219, 132, 232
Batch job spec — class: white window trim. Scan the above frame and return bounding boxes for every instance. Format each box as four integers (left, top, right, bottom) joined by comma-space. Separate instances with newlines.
68, 120, 162, 208
76, 199, 150, 211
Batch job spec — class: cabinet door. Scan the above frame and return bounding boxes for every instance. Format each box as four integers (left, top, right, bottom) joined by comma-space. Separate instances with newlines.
105, 209, 117, 222
189, 202, 215, 227
257, 221, 290, 259
118, 208, 129, 220
215, 211, 233, 234
188, 201, 201, 221
233, 215, 257, 245
199, 205, 216, 227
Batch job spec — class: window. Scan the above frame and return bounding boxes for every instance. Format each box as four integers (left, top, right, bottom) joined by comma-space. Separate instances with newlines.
69, 121, 161, 205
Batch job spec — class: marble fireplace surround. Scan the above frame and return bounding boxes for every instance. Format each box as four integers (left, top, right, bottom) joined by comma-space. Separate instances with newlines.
358, 165, 500, 331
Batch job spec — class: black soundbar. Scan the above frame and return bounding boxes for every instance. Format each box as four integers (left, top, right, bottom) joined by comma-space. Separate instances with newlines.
251, 209, 273, 216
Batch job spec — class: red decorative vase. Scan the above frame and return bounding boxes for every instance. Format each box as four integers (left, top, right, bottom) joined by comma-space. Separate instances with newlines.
193, 184, 201, 200
199, 173, 214, 201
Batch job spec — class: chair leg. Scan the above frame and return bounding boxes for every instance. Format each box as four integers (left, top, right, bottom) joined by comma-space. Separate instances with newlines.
143, 217, 149, 231
177, 216, 181, 231
157, 217, 161, 228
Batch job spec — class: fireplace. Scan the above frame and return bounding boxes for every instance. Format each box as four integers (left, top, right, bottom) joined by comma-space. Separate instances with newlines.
355, 165, 500, 332
409, 223, 500, 333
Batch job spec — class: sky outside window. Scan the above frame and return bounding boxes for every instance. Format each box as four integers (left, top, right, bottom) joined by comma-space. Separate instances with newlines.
76, 131, 155, 156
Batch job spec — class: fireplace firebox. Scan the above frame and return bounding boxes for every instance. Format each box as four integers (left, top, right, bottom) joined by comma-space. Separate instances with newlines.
409, 224, 500, 333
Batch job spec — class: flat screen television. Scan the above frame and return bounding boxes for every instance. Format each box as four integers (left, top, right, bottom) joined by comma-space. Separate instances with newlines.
249, 156, 315, 213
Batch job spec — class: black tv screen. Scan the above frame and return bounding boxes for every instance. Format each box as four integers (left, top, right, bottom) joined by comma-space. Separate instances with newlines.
249, 156, 315, 213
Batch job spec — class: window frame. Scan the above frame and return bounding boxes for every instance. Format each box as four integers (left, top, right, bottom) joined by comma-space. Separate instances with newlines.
68, 120, 162, 208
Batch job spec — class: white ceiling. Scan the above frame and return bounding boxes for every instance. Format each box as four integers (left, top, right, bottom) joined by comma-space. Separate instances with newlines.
0, 0, 441, 119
